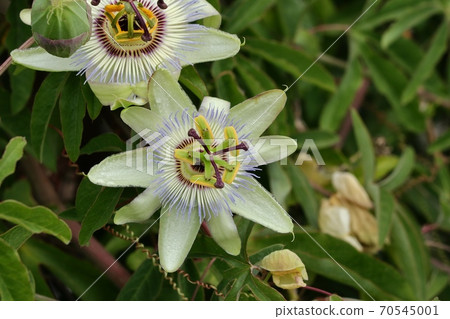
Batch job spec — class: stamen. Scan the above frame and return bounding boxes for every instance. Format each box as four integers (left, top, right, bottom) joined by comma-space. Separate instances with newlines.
125, 0, 152, 42
188, 129, 224, 189
157, 0, 168, 9
91, 0, 100, 5
213, 142, 249, 155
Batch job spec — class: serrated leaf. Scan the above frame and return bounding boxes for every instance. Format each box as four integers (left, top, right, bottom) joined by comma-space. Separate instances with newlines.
0, 238, 34, 301
80, 133, 125, 155
31, 72, 69, 161
0, 200, 71, 244
320, 60, 363, 132
244, 38, 336, 92
351, 110, 375, 186
401, 22, 448, 105
379, 147, 415, 191
287, 164, 318, 228
179, 65, 208, 100
78, 179, 123, 246
117, 259, 163, 300
0, 136, 26, 186
60, 74, 86, 162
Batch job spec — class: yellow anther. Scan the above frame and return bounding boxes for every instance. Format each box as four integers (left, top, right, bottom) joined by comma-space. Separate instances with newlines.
190, 175, 217, 188
224, 126, 239, 156
105, 4, 124, 13
223, 162, 240, 184
194, 115, 214, 141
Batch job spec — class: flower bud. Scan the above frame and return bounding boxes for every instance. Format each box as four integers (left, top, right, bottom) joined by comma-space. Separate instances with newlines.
332, 172, 373, 209
319, 199, 363, 251
259, 249, 308, 289
329, 195, 379, 251
31, 0, 91, 58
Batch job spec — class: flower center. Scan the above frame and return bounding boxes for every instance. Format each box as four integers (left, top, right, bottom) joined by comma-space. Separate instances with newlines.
104, 1, 159, 43
174, 116, 248, 189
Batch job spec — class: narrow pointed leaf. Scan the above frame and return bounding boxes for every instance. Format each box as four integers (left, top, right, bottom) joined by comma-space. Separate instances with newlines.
0, 136, 26, 186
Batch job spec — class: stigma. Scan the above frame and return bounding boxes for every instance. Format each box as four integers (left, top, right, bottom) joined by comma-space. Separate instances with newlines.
174, 116, 249, 189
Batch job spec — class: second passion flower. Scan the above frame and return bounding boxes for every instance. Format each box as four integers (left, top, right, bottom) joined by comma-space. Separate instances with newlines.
87, 69, 297, 272
11, 0, 240, 108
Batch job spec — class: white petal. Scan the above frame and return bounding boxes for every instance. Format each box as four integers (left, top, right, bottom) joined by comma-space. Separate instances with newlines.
199, 96, 230, 117
229, 90, 287, 139
148, 69, 196, 118
114, 188, 161, 225
121, 107, 164, 135
231, 177, 293, 233
11, 47, 81, 72
206, 212, 241, 255
20, 9, 31, 26
88, 149, 156, 188
187, 0, 221, 23
179, 27, 241, 66
241, 136, 297, 166
159, 206, 202, 272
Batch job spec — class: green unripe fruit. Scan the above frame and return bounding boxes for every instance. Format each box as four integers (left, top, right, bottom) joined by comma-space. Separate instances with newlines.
31, 0, 92, 58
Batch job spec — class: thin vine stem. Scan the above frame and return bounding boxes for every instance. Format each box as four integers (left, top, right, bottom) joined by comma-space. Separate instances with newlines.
0, 37, 35, 76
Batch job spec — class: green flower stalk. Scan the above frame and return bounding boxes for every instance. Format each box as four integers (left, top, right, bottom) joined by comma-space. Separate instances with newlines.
31, 0, 92, 57
11, 0, 240, 109
87, 69, 297, 272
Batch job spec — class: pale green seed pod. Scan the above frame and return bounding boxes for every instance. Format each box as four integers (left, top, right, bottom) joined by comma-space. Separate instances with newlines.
31, 0, 91, 58
259, 249, 308, 290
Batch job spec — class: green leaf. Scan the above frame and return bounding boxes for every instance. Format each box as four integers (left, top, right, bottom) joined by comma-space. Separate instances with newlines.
401, 22, 448, 105
249, 244, 284, 264
77, 178, 123, 246
358, 41, 425, 132
20, 239, 118, 300
426, 270, 448, 300
379, 147, 415, 191
369, 184, 395, 248
428, 130, 450, 153
235, 56, 277, 96
351, 110, 375, 186
80, 133, 125, 155
268, 163, 292, 209
296, 130, 340, 149
224, 0, 276, 34
251, 231, 415, 300
82, 84, 103, 120
31, 72, 69, 161
330, 294, 344, 301
287, 164, 318, 228
179, 65, 208, 101
9, 66, 35, 114
117, 259, 163, 300
0, 200, 72, 244
0, 136, 26, 186
387, 205, 430, 300
0, 226, 32, 250
0, 238, 34, 301
380, 4, 440, 48
215, 70, 246, 105
247, 275, 285, 301
59, 74, 86, 162
320, 60, 363, 132
244, 38, 336, 92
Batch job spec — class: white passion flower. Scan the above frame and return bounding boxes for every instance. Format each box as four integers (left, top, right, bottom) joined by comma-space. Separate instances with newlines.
87, 69, 296, 272
11, 0, 240, 108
